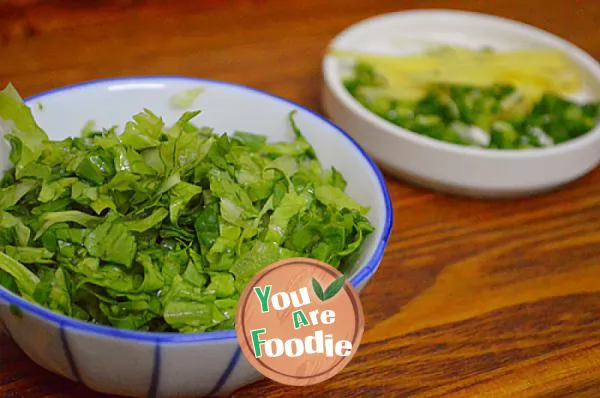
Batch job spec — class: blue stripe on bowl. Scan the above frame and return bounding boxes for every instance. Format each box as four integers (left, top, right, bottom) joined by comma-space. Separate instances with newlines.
0, 76, 394, 344
147, 343, 161, 398
207, 347, 242, 396
59, 323, 83, 383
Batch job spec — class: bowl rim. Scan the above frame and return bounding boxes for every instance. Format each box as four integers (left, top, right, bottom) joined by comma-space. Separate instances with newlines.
0, 76, 393, 343
323, 9, 600, 159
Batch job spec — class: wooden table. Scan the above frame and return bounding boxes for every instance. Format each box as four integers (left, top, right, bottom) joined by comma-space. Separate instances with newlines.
2, 0, 600, 396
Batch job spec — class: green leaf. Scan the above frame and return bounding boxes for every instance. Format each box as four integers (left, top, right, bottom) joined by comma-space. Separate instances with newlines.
315, 185, 369, 215
136, 253, 165, 292
47, 267, 72, 315
35, 211, 102, 239
80, 120, 96, 136
169, 182, 202, 224
182, 257, 208, 288
287, 110, 316, 159
75, 151, 115, 185
4, 246, 54, 264
323, 275, 346, 301
0, 211, 30, 246
208, 169, 257, 217
107, 172, 140, 191
0, 84, 48, 179
230, 241, 298, 289
0, 180, 37, 211
163, 300, 216, 331
90, 193, 117, 215
312, 277, 325, 301
263, 192, 310, 244
0, 251, 40, 298
170, 88, 205, 109
120, 109, 164, 150
77, 264, 136, 293
38, 178, 77, 203
122, 208, 168, 232
71, 180, 98, 204
207, 272, 236, 298
194, 202, 220, 251
232, 131, 267, 150
84, 220, 137, 267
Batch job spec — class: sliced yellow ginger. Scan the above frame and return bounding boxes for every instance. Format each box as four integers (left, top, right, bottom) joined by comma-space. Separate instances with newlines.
330, 46, 583, 100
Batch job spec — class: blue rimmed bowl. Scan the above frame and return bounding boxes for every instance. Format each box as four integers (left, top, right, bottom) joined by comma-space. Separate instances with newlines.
0, 77, 393, 397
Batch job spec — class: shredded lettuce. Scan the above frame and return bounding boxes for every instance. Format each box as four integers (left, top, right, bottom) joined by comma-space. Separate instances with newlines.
0, 83, 374, 333
170, 87, 205, 110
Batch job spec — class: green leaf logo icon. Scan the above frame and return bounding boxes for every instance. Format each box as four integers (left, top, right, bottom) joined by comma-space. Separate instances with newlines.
312, 278, 325, 301
312, 275, 346, 301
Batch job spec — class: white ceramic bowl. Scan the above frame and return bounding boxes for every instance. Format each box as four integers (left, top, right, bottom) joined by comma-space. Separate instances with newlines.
0, 77, 393, 397
323, 10, 600, 197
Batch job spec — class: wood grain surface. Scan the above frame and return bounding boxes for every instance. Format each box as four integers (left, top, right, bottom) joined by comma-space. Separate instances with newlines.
1, 0, 600, 397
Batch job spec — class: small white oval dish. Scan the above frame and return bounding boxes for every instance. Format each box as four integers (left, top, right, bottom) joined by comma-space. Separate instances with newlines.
322, 10, 600, 198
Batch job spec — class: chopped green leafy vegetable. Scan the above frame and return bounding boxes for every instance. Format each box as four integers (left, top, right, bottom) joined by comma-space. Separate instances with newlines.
0, 84, 374, 333
343, 61, 600, 149
170, 87, 205, 109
